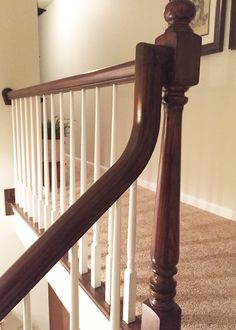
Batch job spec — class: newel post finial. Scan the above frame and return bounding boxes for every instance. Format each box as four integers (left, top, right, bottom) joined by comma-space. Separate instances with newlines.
164, 0, 196, 29
141, 1, 201, 330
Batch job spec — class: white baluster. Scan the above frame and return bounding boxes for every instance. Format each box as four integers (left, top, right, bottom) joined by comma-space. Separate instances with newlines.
35, 96, 44, 230
69, 91, 79, 330
91, 87, 102, 288
79, 89, 88, 274
70, 244, 79, 330
123, 181, 137, 323
0, 319, 5, 330
59, 93, 66, 215
69, 91, 75, 206
15, 99, 23, 207
105, 84, 118, 304
11, 100, 19, 204
68, 91, 75, 266
24, 98, 32, 217
42, 95, 51, 230
30, 97, 38, 223
19, 98, 27, 211
23, 293, 32, 330
50, 94, 58, 223
15, 100, 22, 206
110, 199, 121, 330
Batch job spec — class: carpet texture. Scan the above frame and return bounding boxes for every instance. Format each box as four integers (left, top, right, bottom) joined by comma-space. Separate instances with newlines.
65, 160, 236, 329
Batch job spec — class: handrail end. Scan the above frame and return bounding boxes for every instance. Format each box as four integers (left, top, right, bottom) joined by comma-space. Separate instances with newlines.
2, 88, 13, 106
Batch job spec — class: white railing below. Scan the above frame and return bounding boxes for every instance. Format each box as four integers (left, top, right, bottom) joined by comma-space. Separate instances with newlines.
10, 82, 140, 330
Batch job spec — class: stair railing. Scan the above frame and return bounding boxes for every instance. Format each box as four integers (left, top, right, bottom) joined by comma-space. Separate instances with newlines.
1, 1, 201, 329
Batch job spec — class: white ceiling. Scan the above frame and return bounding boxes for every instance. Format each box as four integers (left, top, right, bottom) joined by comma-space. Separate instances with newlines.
38, 0, 54, 9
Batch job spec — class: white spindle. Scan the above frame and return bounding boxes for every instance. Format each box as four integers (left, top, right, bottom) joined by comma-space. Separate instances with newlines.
15, 99, 22, 207
42, 95, 50, 230
123, 181, 137, 323
11, 100, 19, 204
91, 87, 102, 288
50, 94, 58, 223
23, 293, 32, 330
24, 98, 32, 217
30, 97, 38, 223
70, 244, 79, 330
69, 91, 79, 329
15, 99, 23, 207
69, 91, 75, 206
110, 199, 121, 330
19, 98, 27, 211
80, 89, 87, 195
105, 84, 118, 304
0, 320, 5, 330
59, 93, 66, 215
36, 96, 44, 229
68, 91, 75, 264
79, 89, 88, 274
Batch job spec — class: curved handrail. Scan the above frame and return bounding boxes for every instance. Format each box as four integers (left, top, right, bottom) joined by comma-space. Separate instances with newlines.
0, 42, 172, 319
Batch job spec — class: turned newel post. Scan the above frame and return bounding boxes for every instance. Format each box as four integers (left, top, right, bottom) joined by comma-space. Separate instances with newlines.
141, 1, 201, 330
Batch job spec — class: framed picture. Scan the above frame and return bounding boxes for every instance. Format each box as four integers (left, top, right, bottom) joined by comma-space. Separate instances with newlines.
190, 0, 226, 55
229, 0, 236, 50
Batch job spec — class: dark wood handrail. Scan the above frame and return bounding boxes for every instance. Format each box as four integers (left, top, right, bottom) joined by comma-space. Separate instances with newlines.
8, 61, 135, 99
0, 43, 172, 319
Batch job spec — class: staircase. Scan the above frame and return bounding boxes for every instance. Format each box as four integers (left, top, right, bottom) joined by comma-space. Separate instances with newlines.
0, 1, 201, 329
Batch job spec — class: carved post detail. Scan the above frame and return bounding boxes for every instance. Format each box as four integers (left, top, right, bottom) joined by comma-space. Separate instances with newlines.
141, 1, 201, 329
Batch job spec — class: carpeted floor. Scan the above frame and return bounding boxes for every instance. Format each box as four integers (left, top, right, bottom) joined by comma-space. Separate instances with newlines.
65, 159, 236, 329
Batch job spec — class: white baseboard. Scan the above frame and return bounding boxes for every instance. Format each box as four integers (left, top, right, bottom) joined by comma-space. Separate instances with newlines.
137, 178, 236, 222
65, 154, 236, 222
137, 178, 156, 192
180, 193, 236, 222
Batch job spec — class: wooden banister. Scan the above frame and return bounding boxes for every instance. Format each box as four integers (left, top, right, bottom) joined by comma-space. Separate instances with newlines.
141, 1, 201, 329
8, 61, 135, 99
0, 43, 172, 320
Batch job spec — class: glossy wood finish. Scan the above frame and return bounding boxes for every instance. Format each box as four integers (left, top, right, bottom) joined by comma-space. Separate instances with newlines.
4, 188, 15, 215
141, 1, 201, 329
0, 43, 171, 320
2, 88, 12, 105
48, 285, 69, 330
8, 61, 135, 100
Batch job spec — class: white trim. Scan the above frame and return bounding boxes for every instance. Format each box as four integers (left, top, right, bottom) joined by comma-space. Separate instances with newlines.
136, 178, 236, 222
65, 155, 236, 222
180, 193, 236, 222
137, 178, 156, 192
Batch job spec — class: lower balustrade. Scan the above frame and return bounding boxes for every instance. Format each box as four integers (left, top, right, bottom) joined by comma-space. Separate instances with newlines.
11, 157, 142, 329
10, 71, 142, 328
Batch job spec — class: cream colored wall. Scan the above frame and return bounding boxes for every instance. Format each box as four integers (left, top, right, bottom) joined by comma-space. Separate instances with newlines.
39, 0, 166, 80
39, 0, 166, 172
39, 0, 236, 219
182, 1, 236, 217
0, 0, 40, 216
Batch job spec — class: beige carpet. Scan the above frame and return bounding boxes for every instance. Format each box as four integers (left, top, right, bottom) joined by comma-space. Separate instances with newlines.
64, 159, 236, 329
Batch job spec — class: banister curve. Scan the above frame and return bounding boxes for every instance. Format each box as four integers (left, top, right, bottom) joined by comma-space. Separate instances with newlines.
0, 43, 172, 319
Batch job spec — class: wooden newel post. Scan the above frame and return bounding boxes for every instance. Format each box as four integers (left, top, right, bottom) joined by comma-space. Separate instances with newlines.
141, 1, 201, 330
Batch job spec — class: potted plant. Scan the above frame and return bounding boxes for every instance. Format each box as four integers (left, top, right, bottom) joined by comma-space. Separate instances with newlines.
43, 116, 70, 162
47, 115, 70, 140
